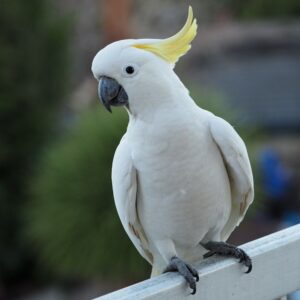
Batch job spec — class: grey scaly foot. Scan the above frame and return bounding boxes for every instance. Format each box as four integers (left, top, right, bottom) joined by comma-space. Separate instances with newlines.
163, 256, 199, 295
201, 241, 252, 273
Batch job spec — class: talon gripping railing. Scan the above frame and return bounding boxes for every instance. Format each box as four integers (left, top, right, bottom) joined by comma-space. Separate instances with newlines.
94, 224, 300, 300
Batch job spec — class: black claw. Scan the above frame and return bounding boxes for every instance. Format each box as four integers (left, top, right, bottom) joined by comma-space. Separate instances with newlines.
188, 277, 197, 295
245, 263, 252, 274
163, 257, 199, 295
191, 285, 196, 295
186, 263, 199, 282
203, 250, 215, 259
202, 241, 253, 274
237, 249, 252, 273
243, 255, 252, 273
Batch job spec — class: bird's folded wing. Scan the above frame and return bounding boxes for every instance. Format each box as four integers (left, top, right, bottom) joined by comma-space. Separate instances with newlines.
111, 135, 153, 264
209, 116, 254, 241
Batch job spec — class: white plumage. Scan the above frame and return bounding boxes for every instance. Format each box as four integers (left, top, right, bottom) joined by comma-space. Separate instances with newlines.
111, 93, 253, 276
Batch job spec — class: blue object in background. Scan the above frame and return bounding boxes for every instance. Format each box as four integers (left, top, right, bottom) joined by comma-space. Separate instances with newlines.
260, 148, 291, 200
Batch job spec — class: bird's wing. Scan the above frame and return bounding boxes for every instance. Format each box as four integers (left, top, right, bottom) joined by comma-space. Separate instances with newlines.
112, 135, 153, 264
209, 116, 254, 241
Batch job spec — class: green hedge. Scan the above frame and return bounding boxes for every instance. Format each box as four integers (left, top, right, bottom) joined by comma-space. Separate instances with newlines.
0, 0, 70, 282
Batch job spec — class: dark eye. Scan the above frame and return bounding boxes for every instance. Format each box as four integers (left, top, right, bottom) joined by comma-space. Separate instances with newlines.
125, 66, 135, 75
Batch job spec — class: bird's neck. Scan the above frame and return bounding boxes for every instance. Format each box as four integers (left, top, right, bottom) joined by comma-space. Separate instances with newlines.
127, 74, 193, 122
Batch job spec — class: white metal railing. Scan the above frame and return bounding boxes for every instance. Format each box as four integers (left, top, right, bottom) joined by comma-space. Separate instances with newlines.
94, 224, 300, 300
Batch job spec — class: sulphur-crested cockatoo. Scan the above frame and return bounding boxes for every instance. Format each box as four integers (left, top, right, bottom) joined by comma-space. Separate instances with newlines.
91, 6, 254, 294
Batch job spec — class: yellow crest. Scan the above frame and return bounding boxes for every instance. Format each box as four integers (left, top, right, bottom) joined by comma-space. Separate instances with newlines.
133, 6, 197, 64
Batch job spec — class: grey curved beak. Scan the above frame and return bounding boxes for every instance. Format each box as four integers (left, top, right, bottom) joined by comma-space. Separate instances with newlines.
98, 76, 128, 112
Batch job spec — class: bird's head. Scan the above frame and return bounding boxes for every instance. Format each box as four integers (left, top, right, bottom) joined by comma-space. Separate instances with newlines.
91, 6, 197, 115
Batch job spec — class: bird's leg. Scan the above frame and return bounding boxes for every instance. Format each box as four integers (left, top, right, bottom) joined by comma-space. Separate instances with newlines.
201, 241, 252, 273
163, 256, 199, 295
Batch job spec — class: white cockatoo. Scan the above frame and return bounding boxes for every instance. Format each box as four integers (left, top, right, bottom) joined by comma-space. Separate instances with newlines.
91, 6, 254, 294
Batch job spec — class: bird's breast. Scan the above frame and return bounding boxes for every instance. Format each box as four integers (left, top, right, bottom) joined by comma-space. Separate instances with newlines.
126, 116, 231, 248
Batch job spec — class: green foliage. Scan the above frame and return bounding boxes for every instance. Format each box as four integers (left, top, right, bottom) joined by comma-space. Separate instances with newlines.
0, 0, 70, 281
228, 0, 300, 19
26, 108, 150, 280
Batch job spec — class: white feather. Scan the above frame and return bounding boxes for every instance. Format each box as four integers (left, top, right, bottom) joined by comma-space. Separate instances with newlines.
112, 135, 152, 264
209, 116, 254, 240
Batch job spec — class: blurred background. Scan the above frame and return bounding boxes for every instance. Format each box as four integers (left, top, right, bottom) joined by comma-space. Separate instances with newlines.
1, 0, 300, 299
